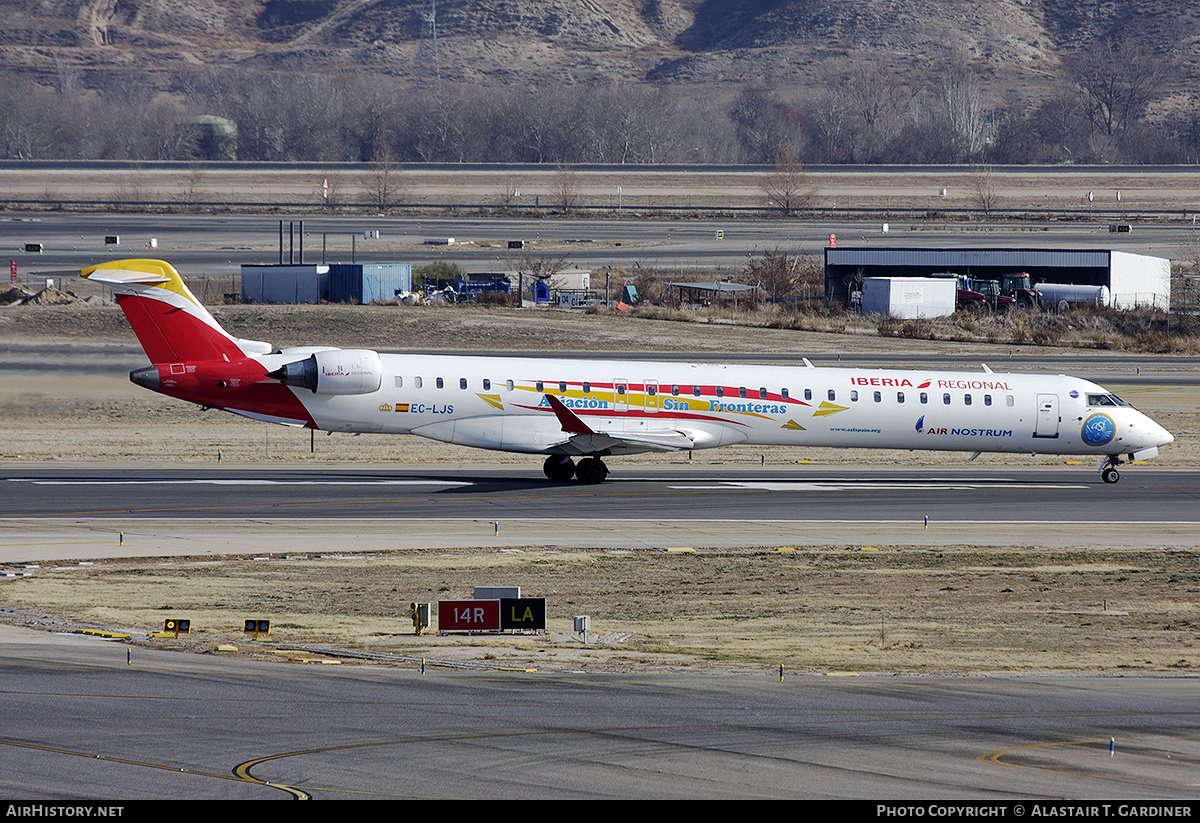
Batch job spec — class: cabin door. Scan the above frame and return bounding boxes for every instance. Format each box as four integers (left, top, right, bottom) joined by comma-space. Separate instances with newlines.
644, 380, 659, 413
614, 379, 629, 412
1034, 393, 1060, 438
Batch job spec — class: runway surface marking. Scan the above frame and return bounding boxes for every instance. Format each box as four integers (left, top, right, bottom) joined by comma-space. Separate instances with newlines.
669, 481, 1091, 491
0, 737, 306, 799
980, 735, 1200, 790
5, 479, 471, 487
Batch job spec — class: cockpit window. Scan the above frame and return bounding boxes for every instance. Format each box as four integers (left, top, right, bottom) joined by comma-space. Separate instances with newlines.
1088, 394, 1128, 407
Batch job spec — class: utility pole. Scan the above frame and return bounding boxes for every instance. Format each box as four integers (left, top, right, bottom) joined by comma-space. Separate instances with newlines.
416, 0, 440, 88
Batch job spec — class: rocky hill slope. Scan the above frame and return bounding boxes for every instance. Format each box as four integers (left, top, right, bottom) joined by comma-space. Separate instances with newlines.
2, 0, 1197, 101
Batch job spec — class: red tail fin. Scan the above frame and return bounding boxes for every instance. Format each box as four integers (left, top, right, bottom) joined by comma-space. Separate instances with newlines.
82, 260, 249, 365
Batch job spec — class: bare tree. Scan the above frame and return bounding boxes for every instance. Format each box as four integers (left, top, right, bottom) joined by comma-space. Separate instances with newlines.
496, 178, 521, 209
553, 163, 580, 210
762, 147, 815, 213
969, 164, 1002, 217
939, 61, 986, 158
180, 161, 205, 209
1066, 38, 1175, 140
744, 248, 801, 302
729, 87, 801, 164
512, 250, 570, 302
362, 145, 405, 210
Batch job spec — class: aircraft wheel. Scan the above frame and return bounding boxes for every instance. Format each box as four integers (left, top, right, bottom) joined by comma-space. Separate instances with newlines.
1101, 467, 1120, 484
575, 457, 608, 485
543, 455, 576, 482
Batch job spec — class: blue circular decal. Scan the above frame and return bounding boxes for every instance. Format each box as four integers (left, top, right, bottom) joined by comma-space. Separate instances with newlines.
1081, 413, 1116, 447
1069, 390, 1079, 399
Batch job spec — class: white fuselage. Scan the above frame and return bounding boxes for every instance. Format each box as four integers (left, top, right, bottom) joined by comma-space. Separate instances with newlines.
250, 352, 1173, 460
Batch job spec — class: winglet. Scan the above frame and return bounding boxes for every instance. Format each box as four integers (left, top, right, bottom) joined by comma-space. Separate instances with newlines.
545, 394, 594, 434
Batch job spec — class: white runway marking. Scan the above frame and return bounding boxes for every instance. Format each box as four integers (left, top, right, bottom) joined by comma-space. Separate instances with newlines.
669, 481, 1091, 491
6, 479, 471, 487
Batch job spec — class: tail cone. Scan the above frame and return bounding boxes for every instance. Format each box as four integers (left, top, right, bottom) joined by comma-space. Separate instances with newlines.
130, 366, 160, 392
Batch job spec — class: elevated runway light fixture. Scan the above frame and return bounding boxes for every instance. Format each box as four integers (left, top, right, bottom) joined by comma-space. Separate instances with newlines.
244, 619, 271, 640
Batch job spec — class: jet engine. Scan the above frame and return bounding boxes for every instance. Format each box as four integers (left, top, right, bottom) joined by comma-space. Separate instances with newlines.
268, 349, 383, 395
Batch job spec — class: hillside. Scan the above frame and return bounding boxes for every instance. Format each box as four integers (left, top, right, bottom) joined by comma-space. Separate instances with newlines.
2, 0, 1198, 99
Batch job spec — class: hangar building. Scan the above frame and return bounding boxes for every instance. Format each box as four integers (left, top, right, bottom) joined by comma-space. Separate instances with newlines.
824, 248, 1170, 310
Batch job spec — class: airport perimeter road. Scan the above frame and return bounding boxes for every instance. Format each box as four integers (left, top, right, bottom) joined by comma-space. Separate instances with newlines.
2, 467, 1198, 562
0, 625, 1197, 800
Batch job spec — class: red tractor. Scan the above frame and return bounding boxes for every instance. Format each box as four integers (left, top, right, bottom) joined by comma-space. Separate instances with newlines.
1000, 272, 1042, 309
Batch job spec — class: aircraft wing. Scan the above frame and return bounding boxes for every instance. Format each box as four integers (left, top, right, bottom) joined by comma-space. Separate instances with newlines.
544, 394, 694, 454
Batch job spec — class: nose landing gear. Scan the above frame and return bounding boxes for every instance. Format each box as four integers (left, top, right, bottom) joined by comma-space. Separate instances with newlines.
1099, 455, 1123, 484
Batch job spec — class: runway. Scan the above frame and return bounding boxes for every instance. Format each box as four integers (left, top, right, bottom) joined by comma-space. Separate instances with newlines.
1, 625, 1197, 800
2, 466, 1198, 563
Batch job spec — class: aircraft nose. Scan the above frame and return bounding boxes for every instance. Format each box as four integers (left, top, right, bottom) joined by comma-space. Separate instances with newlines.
1153, 422, 1174, 447
1133, 414, 1173, 448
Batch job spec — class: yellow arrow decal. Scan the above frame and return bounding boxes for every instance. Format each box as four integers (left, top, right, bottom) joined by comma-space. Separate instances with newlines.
812, 401, 848, 418
477, 393, 504, 410
781, 419, 806, 430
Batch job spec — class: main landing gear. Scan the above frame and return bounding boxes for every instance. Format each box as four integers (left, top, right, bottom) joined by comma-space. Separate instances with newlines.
542, 455, 609, 485
1099, 454, 1123, 484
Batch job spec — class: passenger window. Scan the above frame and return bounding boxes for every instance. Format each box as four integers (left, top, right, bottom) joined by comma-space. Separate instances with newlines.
583, 382, 590, 393
850, 390, 858, 402
536, 381, 544, 392
828, 389, 836, 402
943, 393, 951, 405
716, 387, 724, 397
483, 378, 491, 390
984, 394, 991, 406
738, 387, 747, 398
694, 385, 701, 397
759, 387, 767, 399
874, 391, 881, 403
1006, 395, 1014, 407
781, 388, 789, 400
506, 379, 514, 391
394, 376, 403, 388
648, 385, 657, 396
671, 385, 679, 396
897, 392, 904, 403
920, 392, 927, 404
415, 377, 423, 389
436, 377, 444, 389
559, 381, 567, 393
617, 385, 626, 395
804, 389, 812, 401
460, 378, 467, 390
964, 394, 972, 406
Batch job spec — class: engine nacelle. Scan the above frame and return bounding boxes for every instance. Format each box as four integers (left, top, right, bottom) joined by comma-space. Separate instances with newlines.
269, 349, 383, 395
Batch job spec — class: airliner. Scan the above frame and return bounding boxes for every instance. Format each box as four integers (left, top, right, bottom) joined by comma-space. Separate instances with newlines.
82, 259, 1173, 485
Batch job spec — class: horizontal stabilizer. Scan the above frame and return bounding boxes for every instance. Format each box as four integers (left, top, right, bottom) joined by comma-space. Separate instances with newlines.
81, 268, 171, 286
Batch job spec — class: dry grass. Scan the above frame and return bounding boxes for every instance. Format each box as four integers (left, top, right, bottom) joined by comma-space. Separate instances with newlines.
2, 548, 1198, 673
